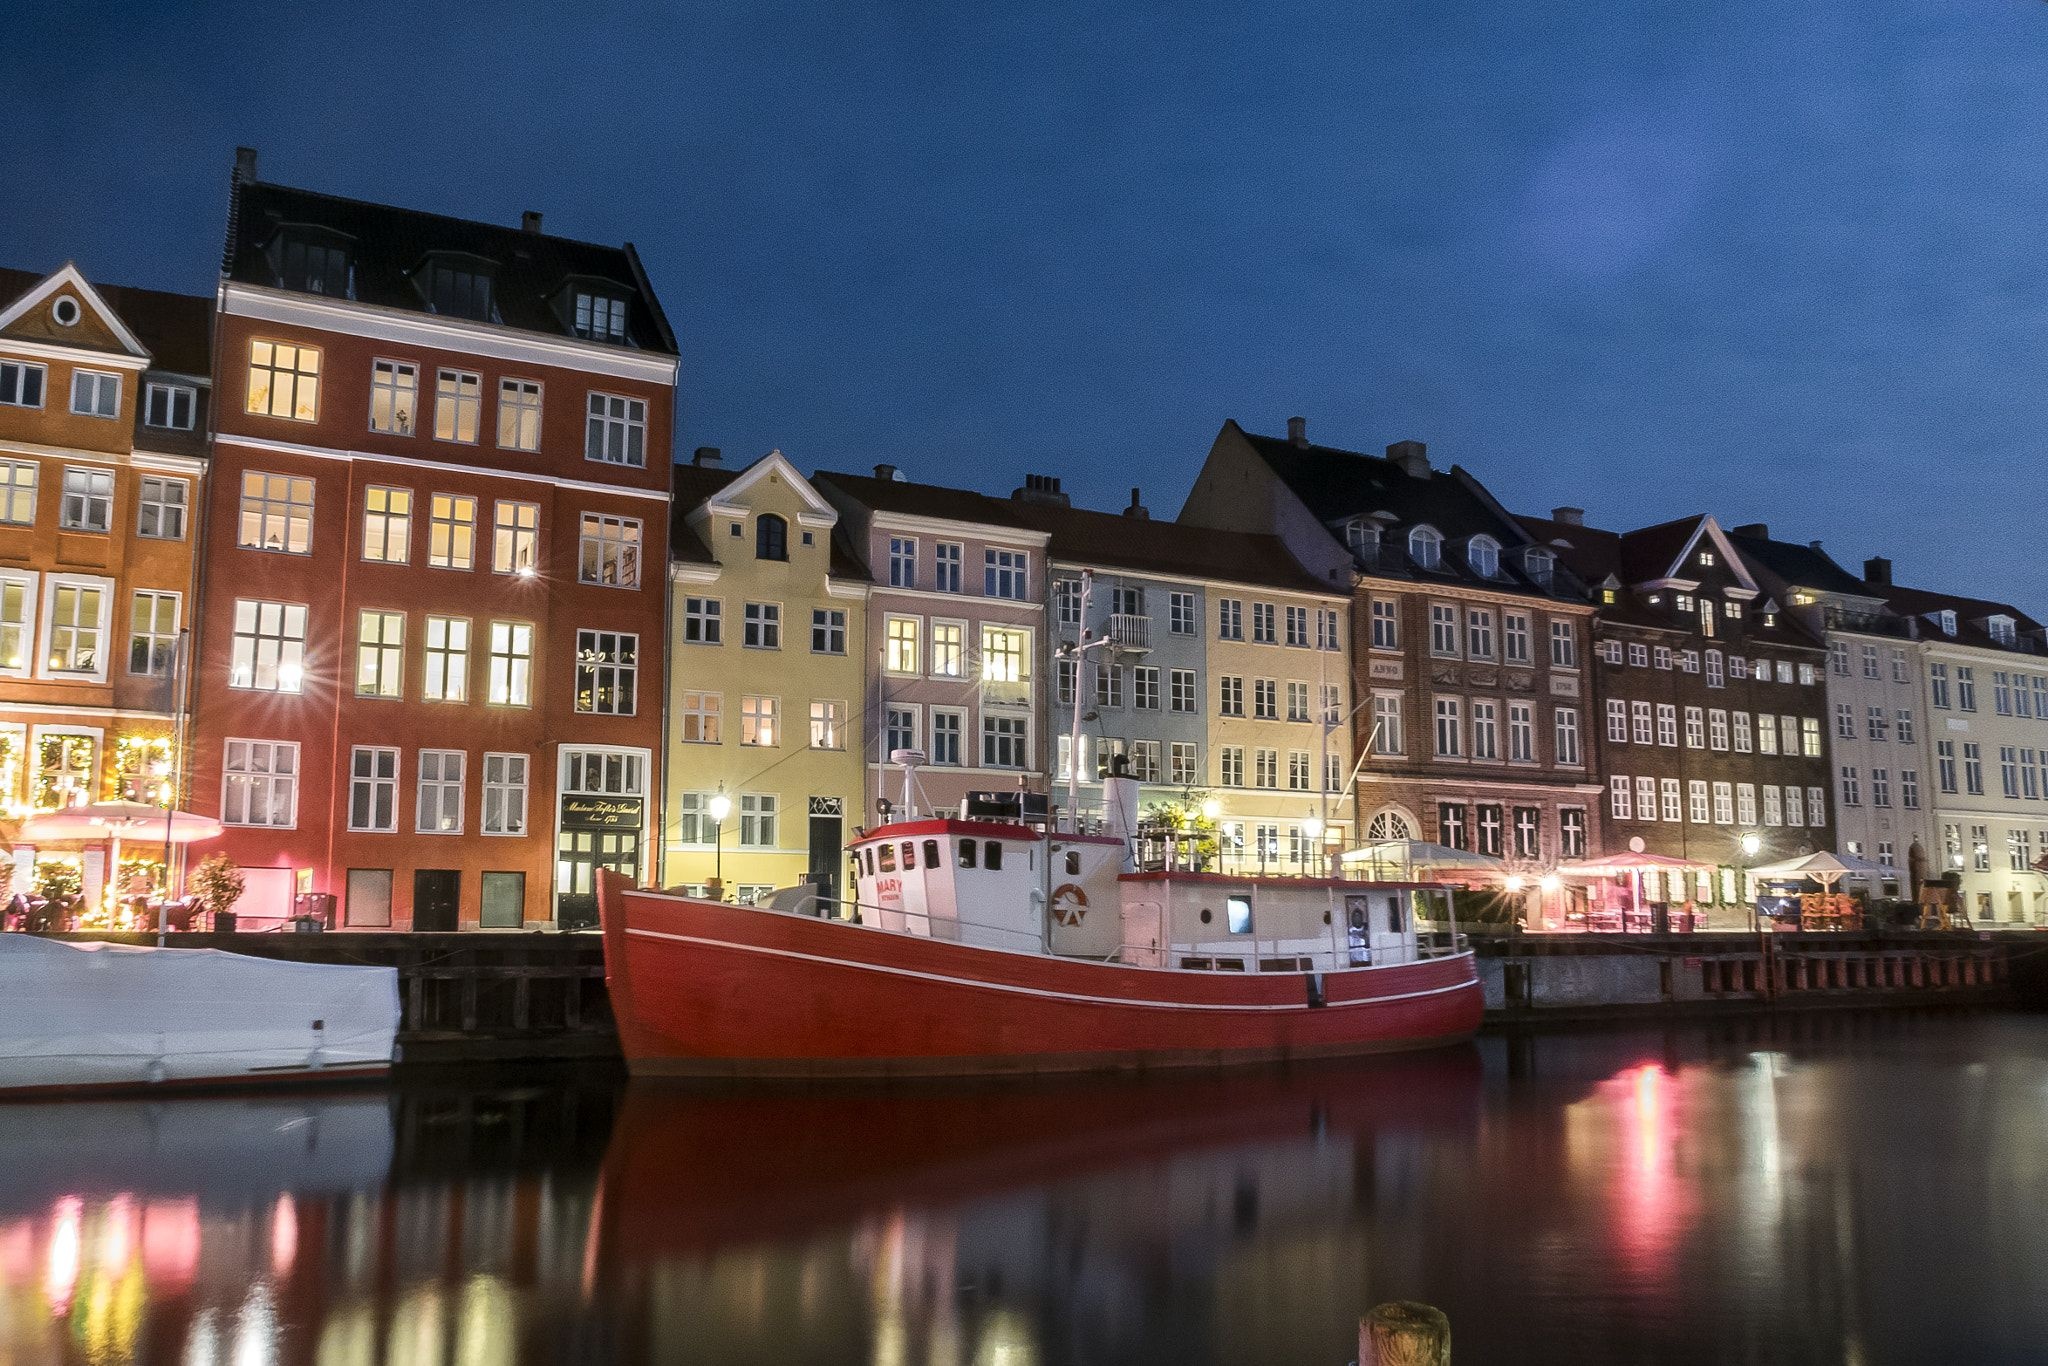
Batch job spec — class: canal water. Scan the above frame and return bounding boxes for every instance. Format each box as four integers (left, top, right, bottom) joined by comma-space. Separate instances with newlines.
2, 1011, 2045, 1365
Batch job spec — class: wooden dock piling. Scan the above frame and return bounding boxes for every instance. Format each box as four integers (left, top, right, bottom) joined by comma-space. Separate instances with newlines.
1359, 1301, 1450, 1365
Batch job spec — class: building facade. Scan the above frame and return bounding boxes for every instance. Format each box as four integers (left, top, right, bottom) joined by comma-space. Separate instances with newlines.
0, 264, 211, 911
188, 152, 679, 929
665, 449, 868, 905
814, 468, 1049, 824
1181, 420, 1603, 876
1007, 479, 1354, 873
1522, 512, 1835, 923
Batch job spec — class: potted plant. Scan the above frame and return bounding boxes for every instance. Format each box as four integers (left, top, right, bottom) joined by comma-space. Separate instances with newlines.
191, 853, 246, 931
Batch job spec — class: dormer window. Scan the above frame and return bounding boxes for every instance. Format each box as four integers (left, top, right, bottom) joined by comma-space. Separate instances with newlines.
143, 382, 196, 430
1937, 610, 1957, 637
1600, 587, 1617, 605
573, 289, 630, 343
1524, 547, 1555, 588
1343, 517, 1379, 559
273, 231, 352, 298
1407, 525, 1442, 571
1698, 550, 1716, 567
1466, 535, 1499, 578
419, 257, 497, 322
1989, 615, 2017, 647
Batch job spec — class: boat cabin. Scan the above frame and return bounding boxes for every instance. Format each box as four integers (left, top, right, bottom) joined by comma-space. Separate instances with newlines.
848, 819, 1124, 953
1118, 873, 1452, 973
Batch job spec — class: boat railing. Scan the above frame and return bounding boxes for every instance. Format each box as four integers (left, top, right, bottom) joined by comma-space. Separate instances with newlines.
1416, 931, 1469, 959
771, 893, 1050, 952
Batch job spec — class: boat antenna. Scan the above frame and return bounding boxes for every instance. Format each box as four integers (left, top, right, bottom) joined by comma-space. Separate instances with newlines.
1055, 569, 1113, 833
890, 748, 931, 821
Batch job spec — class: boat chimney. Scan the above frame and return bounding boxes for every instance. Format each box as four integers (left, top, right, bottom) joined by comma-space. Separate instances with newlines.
1103, 756, 1141, 874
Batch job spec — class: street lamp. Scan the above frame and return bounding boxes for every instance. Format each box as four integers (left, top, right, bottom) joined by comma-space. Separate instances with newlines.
708, 788, 732, 899
1303, 812, 1324, 877
1739, 831, 1762, 931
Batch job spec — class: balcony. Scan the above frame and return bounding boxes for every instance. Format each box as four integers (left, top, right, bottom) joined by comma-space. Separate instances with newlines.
1106, 613, 1151, 652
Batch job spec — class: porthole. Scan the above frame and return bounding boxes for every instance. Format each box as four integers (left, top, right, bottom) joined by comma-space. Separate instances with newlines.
1199, 908, 1213, 924
51, 296, 80, 327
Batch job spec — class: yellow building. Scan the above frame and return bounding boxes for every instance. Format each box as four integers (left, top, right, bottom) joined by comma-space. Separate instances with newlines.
665, 450, 869, 905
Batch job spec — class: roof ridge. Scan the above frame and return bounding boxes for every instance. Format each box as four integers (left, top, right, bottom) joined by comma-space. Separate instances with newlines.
248, 179, 631, 254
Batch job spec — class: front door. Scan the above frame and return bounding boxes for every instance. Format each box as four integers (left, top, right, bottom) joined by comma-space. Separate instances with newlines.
556, 828, 640, 930
413, 869, 460, 932
808, 804, 843, 910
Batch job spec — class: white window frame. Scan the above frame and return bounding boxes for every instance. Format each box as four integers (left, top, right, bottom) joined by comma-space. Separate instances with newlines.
585, 391, 648, 466
482, 752, 529, 836
37, 574, 112, 682
348, 745, 400, 834
0, 568, 36, 678
416, 748, 466, 834
428, 493, 478, 570
58, 465, 113, 533
422, 615, 470, 702
229, 598, 308, 693
578, 513, 642, 588
142, 380, 196, 430
497, 377, 543, 452
224, 738, 299, 829
136, 476, 188, 540
244, 339, 320, 423
69, 369, 121, 419
239, 472, 315, 555
368, 359, 418, 436
0, 360, 46, 410
127, 588, 180, 678
0, 460, 35, 525
362, 485, 413, 563
492, 500, 540, 574
434, 369, 482, 443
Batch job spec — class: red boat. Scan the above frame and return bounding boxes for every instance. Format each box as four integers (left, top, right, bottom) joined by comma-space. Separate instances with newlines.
597, 783, 1481, 1078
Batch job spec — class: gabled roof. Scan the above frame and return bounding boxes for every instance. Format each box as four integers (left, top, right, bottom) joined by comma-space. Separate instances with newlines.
223, 176, 677, 355
1515, 513, 1623, 583
1870, 582, 2045, 654
0, 265, 212, 376
1005, 499, 1341, 597
812, 470, 1043, 536
671, 458, 868, 580
1724, 531, 1875, 600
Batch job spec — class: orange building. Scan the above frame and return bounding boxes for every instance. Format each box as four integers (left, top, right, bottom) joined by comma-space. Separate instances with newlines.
0, 264, 212, 909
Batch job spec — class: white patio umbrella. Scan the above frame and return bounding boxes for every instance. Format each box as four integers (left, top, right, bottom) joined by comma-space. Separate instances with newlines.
1747, 849, 1892, 889
19, 800, 224, 940
1341, 840, 1508, 883
1556, 851, 1718, 920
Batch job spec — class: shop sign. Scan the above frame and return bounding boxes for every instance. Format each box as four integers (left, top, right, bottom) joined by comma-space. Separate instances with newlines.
562, 795, 644, 830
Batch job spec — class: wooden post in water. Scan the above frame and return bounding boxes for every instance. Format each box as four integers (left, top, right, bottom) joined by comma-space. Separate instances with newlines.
1359, 1301, 1450, 1366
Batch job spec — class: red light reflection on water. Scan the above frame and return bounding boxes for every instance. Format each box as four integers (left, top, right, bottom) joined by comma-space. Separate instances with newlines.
143, 1199, 201, 1290
44, 1197, 81, 1316
1610, 1063, 1693, 1279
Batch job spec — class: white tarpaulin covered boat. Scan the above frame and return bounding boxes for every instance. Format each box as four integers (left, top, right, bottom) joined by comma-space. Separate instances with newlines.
0, 936, 399, 1095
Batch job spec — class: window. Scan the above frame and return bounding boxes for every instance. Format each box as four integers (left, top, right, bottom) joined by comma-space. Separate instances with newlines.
979, 626, 1030, 696
412, 749, 465, 834
586, 392, 647, 465
1428, 602, 1458, 657
421, 260, 495, 320
1502, 612, 1531, 665
1136, 666, 1162, 711
1610, 776, 1633, 820
1252, 602, 1276, 644
1096, 662, 1126, 709
431, 369, 483, 443
1434, 697, 1462, 758
0, 360, 45, 409
1973, 825, 1991, 873
277, 235, 350, 296
1996, 672, 2014, 715
1284, 604, 1309, 647
1866, 706, 1889, 741
1370, 599, 1399, 651
739, 794, 779, 848
69, 369, 119, 418
1471, 701, 1499, 761
890, 538, 918, 588
1408, 526, 1442, 569
884, 616, 919, 674
984, 549, 1028, 600
934, 542, 962, 592
421, 494, 476, 570
743, 602, 781, 649
1549, 621, 1577, 668
885, 706, 920, 756
1255, 748, 1279, 788
678, 691, 721, 743
1252, 677, 1276, 719
369, 360, 418, 435
809, 699, 845, 750
358, 486, 412, 563
1219, 675, 1244, 717
1170, 591, 1196, 635
239, 472, 314, 554
1685, 707, 1705, 748
1957, 666, 1977, 712
1658, 704, 1679, 747
1465, 609, 1495, 660
1371, 693, 1404, 756
1554, 707, 1581, 766
1835, 703, 1855, 740
488, 622, 534, 705
1690, 781, 1711, 825
229, 599, 307, 692
1938, 741, 1958, 793
1780, 715, 1800, 755
1466, 535, 1499, 577
982, 715, 1028, 768
1801, 718, 1822, 758
480, 871, 525, 928
575, 630, 637, 714
1708, 710, 1729, 751
573, 290, 629, 342
349, 746, 399, 832
497, 379, 542, 451
578, 513, 640, 586
1929, 662, 1950, 708
685, 597, 723, 645
1219, 598, 1243, 640
1840, 766, 1860, 807
143, 381, 196, 430
741, 695, 779, 746
223, 739, 297, 828
58, 467, 112, 532
1654, 646, 1672, 670
1763, 786, 1783, 826
492, 501, 540, 574
1559, 808, 1586, 858
127, 591, 178, 677
245, 340, 320, 421
1170, 668, 1197, 712
1171, 741, 1198, 786
2001, 746, 2021, 799
1318, 607, 1341, 650
356, 610, 404, 698
931, 621, 963, 677
1662, 779, 1682, 823
346, 870, 394, 929
810, 608, 847, 654
1635, 777, 1657, 821
0, 462, 34, 524
1784, 786, 1805, 827
1628, 643, 1649, 668
756, 514, 788, 562
1509, 701, 1536, 762
1705, 650, 1724, 688
1892, 649, 1909, 684
1713, 783, 1734, 825
1871, 768, 1891, 808
930, 709, 963, 765
1964, 742, 1984, 795
1631, 701, 1653, 745
1901, 769, 1920, 810
421, 616, 470, 702
136, 477, 186, 539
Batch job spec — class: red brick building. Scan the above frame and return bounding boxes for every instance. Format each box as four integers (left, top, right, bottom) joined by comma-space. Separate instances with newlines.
188, 150, 678, 929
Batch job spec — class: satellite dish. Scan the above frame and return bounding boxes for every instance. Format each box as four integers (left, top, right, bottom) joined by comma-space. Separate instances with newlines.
1628, 836, 1646, 854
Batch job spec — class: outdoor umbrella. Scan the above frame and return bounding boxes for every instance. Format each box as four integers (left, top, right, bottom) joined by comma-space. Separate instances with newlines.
1747, 849, 1892, 889
19, 800, 224, 940
1556, 851, 1716, 919
1341, 840, 1508, 883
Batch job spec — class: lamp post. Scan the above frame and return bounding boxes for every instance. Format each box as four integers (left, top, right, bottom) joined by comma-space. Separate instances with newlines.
708, 788, 732, 900
1302, 812, 1324, 878
1740, 831, 1762, 932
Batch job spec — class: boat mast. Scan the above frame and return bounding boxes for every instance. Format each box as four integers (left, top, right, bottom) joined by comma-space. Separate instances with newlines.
1063, 569, 1095, 832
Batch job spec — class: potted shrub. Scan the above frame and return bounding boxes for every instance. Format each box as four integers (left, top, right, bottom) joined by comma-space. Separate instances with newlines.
192, 854, 246, 931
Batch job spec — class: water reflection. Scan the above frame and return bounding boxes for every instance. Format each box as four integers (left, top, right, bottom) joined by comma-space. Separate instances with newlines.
2, 1014, 2047, 1364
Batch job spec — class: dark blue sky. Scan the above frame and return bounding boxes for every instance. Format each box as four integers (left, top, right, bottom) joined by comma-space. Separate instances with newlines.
6, 1, 2046, 605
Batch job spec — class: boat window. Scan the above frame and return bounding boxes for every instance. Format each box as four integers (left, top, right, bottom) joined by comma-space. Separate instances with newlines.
1065, 851, 1080, 875
1226, 896, 1253, 934
1387, 895, 1408, 935
878, 843, 896, 873
902, 841, 917, 870
984, 841, 1003, 871
923, 839, 940, 868
863, 849, 875, 876
959, 839, 977, 869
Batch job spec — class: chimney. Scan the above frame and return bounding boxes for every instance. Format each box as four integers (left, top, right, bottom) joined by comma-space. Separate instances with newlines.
233, 146, 259, 183
1809, 539, 1824, 552
1864, 556, 1892, 587
1124, 486, 1150, 520
1730, 523, 1768, 540
1011, 473, 1070, 508
1287, 416, 1307, 447
521, 210, 544, 234
1550, 506, 1584, 527
874, 463, 898, 481
1386, 440, 1429, 480
692, 446, 721, 467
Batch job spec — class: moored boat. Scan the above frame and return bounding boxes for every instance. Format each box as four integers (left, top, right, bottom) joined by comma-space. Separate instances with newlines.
599, 768, 1481, 1079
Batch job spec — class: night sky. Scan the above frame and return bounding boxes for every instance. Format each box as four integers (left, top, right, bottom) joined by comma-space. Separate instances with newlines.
6, 2, 2047, 606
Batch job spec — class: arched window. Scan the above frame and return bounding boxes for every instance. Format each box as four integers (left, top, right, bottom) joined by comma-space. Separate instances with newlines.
1344, 518, 1379, 556
1365, 807, 1415, 842
755, 513, 788, 562
1407, 525, 1442, 571
1525, 547, 1555, 588
1467, 535, 1499, 578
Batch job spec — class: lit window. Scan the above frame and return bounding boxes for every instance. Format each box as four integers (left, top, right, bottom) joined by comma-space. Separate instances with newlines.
423, 616, 470, 702
224, 739, 298, 828
492, 501, 540, 574
127, 590, 179, 676
428, 494, 477, 570
45, 583, 105, 674
229, 599, 307, 692
579, 513, 641, 586
362, 486, 412, 563
368, 359, 418, 435
0, 462, 35, 525
238, 472, 314, 553
575, 629, 637, 715
244, 340, 320, 422
355, 609, 405, 698
810, 700, 845, 750
488, 622, 534, 705
434, 370, 481, 443
741, 695, 779, 746
677, 691, 721, 743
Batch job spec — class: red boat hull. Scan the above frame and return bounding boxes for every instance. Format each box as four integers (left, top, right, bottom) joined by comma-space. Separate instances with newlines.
597, 873, 1483, 1078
